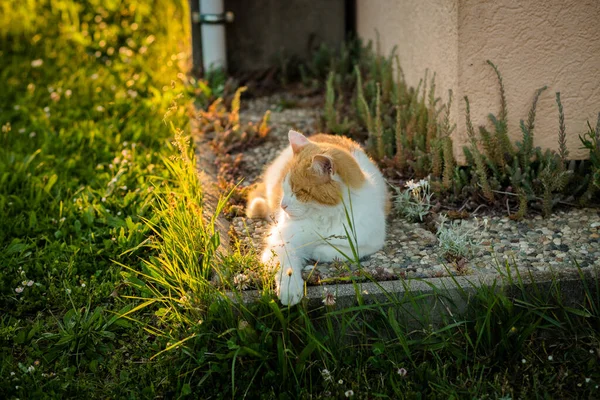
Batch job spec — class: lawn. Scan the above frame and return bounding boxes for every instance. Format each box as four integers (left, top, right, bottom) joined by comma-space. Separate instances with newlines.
2, 1, 600, 399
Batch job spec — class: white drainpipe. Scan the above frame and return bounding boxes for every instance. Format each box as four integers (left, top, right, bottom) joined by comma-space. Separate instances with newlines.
199, 0, 233, 73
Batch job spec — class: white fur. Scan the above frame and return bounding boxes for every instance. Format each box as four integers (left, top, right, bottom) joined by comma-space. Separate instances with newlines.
262, 145, 387, 305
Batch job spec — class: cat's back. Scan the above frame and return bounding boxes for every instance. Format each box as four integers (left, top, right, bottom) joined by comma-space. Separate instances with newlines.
308, 133, 362, 152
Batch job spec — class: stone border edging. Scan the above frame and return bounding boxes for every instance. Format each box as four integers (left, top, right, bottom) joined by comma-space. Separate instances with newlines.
233, 267, 600, 325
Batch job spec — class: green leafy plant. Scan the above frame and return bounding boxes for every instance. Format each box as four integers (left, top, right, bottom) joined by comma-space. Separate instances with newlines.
394, 178, 434, 222
436, 215, 487, 262
579, 112, 600, 201
41, 303, 131, 364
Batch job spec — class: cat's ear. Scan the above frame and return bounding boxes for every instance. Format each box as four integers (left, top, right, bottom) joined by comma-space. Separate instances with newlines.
289, 130, 310, 154
312, 154, 335, 176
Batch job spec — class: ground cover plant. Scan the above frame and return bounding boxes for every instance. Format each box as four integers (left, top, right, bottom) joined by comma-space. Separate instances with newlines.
3, 1, 600, 399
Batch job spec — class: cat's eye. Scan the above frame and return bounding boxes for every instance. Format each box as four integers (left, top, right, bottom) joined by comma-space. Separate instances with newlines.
294, 188, 308, 197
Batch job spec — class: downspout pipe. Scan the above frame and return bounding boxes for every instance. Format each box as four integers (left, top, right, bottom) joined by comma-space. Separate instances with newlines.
199, 0, 234, 73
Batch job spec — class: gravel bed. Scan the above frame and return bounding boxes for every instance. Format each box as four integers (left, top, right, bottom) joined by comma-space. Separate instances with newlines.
230, 95, 600, 285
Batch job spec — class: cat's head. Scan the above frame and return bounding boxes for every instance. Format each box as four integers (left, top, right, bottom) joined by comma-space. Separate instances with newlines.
279, 130, 365, 219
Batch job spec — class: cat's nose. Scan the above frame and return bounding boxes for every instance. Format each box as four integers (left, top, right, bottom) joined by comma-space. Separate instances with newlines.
281, 202, 289, 211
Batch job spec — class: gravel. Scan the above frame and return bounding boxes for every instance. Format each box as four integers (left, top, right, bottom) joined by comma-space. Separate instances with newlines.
227, 95, 600, 286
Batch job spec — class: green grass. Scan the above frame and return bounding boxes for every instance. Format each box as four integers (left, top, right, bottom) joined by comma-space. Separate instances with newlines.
0, 0, 194, 396
2, 1, 600, 399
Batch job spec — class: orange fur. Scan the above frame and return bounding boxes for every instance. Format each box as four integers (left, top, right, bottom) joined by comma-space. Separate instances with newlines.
246, 133, 368, 216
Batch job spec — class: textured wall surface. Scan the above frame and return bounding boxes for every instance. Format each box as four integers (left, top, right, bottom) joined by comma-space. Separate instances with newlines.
357, 0, 459, 139
357, 0, 600, 160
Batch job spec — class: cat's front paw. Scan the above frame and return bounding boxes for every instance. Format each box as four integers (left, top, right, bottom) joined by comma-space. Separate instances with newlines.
276, 267, 304, 306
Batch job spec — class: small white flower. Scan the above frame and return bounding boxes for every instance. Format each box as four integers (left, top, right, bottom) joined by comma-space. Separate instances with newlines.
27, 365, 34, 373
101, 197, 106, 202
65, 288, 71, 294
14, 105, 20, 110
10, 372, 15, 376
18, 128, 25, 133
586, 378, 591, 383
96, 105, 105, 112
321, 369, 332, 382
81, 283, 86, 288
590, 349, 595, 354
521, 358, 526, 364
15, 287, 24, 294
322, 288, 336, 306
43, 107, 50, 113
31, 59, 43, 67
344, 390, 354, 397
405, 179, 420, 190
397, 367, 407, 376
91, 73, 99, 80
338, 379, 343, 385
22, 281, 27, 286
65, 89, 72, 98
29, 132, 36, 138
233, 273, 249, 290
548, 355, 553, 361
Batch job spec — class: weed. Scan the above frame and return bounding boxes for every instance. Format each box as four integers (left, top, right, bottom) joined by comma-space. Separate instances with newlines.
394, 178, 434, 222
436, 215, 487, 262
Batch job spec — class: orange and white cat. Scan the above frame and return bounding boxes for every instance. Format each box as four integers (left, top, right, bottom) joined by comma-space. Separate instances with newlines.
247, 130, 390, 305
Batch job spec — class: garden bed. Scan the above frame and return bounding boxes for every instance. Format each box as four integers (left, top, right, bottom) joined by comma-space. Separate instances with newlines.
208, 93, 600, 286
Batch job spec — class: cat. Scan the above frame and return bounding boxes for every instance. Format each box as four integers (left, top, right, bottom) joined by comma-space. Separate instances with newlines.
246, 130, 390, 305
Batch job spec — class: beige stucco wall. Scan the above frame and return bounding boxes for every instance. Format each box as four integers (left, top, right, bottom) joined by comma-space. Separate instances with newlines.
357, 0, 600, 161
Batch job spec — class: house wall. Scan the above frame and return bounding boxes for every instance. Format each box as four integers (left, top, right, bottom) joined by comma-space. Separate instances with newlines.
357, 0, 600, 160
224, 0, 346, 74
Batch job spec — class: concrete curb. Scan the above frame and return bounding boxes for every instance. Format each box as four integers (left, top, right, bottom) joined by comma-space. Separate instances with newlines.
234, 266, 600, 324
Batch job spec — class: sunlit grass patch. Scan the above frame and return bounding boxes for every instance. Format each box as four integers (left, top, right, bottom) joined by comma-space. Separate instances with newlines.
0, 0, 196, 396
